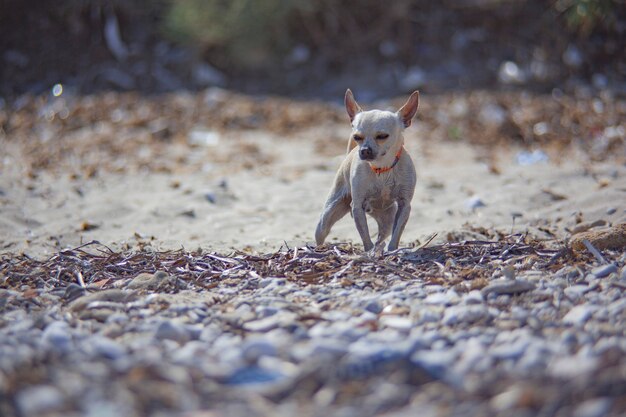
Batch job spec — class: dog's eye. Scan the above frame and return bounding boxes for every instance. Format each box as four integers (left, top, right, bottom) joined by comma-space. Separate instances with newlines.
353, 134, 363, 142
376, 133, 389, 140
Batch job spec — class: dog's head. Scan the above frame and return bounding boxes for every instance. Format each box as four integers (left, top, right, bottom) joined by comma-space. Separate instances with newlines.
345, 89, 419, 162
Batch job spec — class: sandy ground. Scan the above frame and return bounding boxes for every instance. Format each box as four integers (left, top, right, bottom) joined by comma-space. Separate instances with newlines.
1, 119, 625, 258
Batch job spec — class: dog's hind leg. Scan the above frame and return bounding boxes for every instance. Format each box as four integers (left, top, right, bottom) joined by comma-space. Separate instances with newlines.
388, 198, 411, 251
374, 205, 397, 247
315, 193, 351, 246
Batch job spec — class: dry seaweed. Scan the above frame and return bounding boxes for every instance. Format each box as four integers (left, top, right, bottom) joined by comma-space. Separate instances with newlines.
1, 235, 574, 295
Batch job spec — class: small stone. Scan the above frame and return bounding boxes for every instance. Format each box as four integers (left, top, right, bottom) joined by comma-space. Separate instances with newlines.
573, 398, 612, 417
481, 279, 535, 296
424, 291, 459, 305
127, 271, 169, 290
563, 304, 597, 326
501, 265, 516, 280
379, 316, 413, 331
41, 321, 73, 352
564, 285, 590, 300
549, 354, 598, 378
16, 385, 64, 415
85, 336, 127, 359
155, 321, 191, 344
490, 385, 525, 412
69, 289, 136, 312
465, 196, 486, 210
256, 306, 280, 318
463, 290, 484, 305
411, 349, 457, 379
364, 300, 382, 314
242, 339, 278, 363
243, 312, 297, 332
224, 365, 284, 386
490, 338, 530, 360
606, 207, 617, 215
570, 223, 626, 252
571, 219, 607, 235
607, 298, 626, 315
63, 283, 86, 301
591, 263, 618, 278
443, 305, 490, 325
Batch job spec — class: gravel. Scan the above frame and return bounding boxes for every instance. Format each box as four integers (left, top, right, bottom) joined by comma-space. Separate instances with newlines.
1, 240, 625, 417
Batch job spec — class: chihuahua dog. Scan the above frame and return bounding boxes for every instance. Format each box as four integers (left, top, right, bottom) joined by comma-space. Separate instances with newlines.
315, 89, 419, 252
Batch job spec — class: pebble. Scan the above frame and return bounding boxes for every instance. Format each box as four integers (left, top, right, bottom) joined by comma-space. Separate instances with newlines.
591, 263, 618, 278
411, 349, 457, 379
379, 316, 413, 331
573, 398, 612, 417
424, 290, 459, 305
549, 354, 598, 378
41, 321, 73, 352
16, 385, 65, 415
63, 283, 86, 301
443, 305, 490, 326
242, 339, 278, 363
70, 289, 136, 312
563, 304, 597, 326
364, 299, 383, 314
155, 321, 191, 344
243, 311, 297, 332
85, 336, 127, 360
481, 279, 535, 296
127, 271, 169, 290
463, 290, 484, 305
465, 196, 486, 210
564, 285, 590, 300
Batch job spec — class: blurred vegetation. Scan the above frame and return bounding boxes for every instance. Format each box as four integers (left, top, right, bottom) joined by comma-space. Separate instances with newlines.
164, 0, 308, 69
0, 0, 623, 95
161, 0, 622, 69
556, 0, 619, 35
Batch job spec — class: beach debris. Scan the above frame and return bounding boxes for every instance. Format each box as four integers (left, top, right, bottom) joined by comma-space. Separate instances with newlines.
570, 223, 626, 252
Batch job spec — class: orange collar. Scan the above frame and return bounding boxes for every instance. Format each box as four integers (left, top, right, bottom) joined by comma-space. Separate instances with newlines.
370, 147, 403, 175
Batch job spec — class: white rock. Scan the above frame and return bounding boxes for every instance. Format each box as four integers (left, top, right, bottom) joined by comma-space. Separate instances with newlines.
563, 304, 597, 326
424, 290, 460, 305
243, 311, 297, 332
549, 354, 597, 378
443, 305, 490, 326
41, 321, 73, 352
155, 321, 191, 344
85, 336, 126, 359
241, 341, 278, 365
463, 290, 484, 305
379, 316, 413, 332
16, 385, 64, 415
574, 398, 612, 417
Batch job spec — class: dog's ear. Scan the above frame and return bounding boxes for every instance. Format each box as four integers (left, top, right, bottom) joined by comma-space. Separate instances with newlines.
397, 91, 420, 128
345, 89, 362, 122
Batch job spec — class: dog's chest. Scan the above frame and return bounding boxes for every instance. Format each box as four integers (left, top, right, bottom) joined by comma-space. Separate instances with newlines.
365, 176, 397, 210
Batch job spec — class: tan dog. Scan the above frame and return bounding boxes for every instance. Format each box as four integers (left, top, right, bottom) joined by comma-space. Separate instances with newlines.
315, 89, 419, 252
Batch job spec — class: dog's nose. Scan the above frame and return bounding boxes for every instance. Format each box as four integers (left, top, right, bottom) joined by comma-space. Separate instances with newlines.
359, 147, 374, 160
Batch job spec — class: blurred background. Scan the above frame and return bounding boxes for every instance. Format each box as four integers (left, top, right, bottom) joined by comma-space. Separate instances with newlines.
1, 0, 624, 98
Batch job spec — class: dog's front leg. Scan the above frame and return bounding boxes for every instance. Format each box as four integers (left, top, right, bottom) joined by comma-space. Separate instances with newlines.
352, 202, 374, 251
388, 198, 411, 251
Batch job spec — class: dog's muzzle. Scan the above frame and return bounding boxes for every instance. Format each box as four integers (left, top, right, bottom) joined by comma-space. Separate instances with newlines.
359, 146, 375, 160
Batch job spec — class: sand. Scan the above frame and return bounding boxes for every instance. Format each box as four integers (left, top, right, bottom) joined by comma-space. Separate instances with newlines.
1, 119, 624, 258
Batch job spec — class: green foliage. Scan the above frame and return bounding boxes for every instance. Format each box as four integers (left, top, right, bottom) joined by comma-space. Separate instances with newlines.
164, 0, 308, 69
556, 0, 618, 36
